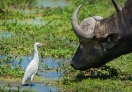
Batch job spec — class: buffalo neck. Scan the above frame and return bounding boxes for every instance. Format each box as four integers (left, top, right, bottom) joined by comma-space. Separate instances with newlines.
94, 0, 132, 66
100, 40, 132, 66
94, 1, 132, 41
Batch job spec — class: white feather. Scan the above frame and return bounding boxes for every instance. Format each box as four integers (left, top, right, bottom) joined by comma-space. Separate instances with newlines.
22, 42, 45, 85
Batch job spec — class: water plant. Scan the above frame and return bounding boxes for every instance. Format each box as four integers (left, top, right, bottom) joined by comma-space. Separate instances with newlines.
0, 56, 24, 78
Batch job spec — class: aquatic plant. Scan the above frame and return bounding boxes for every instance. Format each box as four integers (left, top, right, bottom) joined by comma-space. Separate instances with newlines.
0, 55, 23, 77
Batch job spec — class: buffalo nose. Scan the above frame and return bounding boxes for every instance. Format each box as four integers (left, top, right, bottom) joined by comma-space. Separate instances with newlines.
70, 62, 73, 67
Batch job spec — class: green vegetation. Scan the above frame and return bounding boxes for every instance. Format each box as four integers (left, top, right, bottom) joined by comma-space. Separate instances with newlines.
0, 0, 132, 91
61, 54, 132, 91
0, 0, 128, 57
0, 0, 127, 58
0, 55, 24, 78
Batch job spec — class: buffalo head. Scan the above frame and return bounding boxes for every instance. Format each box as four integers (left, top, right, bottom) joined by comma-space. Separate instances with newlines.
71, 0, 132, 70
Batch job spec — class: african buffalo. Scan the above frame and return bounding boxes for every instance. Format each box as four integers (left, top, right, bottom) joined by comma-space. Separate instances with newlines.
70, 0, 132, 70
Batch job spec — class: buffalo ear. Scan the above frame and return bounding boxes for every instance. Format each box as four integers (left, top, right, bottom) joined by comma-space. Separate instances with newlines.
101, 33, 121, 49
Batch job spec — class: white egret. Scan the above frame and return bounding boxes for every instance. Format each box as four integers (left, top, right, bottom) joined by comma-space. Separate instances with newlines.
22, 42, 46, 85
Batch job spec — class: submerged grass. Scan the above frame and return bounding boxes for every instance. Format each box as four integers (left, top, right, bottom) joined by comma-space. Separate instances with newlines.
0, 0, 132, 91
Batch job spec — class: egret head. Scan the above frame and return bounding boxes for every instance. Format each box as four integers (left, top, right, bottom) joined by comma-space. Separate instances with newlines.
35, 42, 46, 47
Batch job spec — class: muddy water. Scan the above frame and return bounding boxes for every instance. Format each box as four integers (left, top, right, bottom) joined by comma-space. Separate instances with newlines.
0, 55, 67, 92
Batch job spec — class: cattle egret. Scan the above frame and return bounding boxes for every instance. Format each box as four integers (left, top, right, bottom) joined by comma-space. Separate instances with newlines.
22, 42, 46, 85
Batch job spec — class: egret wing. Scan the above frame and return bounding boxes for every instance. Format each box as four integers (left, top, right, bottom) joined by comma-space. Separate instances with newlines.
23, 60, 38, 79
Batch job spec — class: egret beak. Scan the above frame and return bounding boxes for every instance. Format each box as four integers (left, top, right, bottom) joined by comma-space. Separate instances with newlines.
41, 44, 46, 46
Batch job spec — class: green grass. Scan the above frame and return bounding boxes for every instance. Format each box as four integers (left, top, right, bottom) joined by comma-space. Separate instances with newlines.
62, 78, 132, 92
60, 53, 132, 91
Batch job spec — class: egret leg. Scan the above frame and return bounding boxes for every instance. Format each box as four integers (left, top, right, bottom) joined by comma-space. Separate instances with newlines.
30, 83, 32, 89
30, 82, 32, 88
30, 74, 35, 87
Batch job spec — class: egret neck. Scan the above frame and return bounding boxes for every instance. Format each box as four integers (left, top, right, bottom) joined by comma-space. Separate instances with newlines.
33, 45, 39, 64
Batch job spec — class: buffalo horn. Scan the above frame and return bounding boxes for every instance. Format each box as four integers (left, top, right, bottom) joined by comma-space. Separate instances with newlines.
112, 0, 122, 13
72, 4, 94, 39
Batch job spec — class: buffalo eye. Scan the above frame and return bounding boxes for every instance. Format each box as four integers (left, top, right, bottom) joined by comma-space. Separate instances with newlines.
79, 41, 83, 50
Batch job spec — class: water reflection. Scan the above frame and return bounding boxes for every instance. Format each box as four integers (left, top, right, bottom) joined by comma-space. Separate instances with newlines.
39, 57, 63, 80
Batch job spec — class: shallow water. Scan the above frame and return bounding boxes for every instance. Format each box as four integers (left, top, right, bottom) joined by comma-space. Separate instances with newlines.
21, 83, 60, 92
0, 55, 67, 92
35, 0, 70, 8
1, 18, 46, 26
0, 31, 14, 38
10, 0, 70, 15
0, 81, 60, 92
17, 18, 46, 25
20, 56, 64, 79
